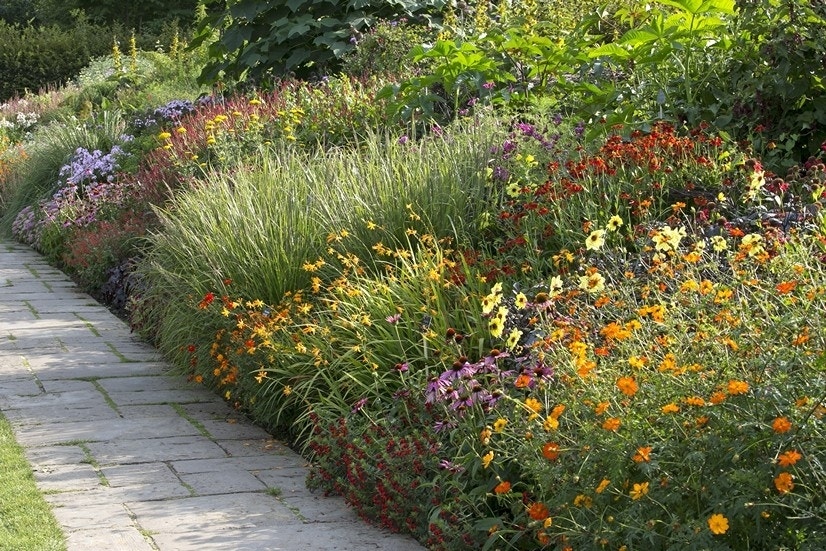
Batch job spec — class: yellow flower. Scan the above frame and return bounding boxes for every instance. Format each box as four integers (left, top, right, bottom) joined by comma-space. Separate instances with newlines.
157, 131, 172, 140
578, 272, 606, 294
629, 482, 649, 500
708, 513, 729, 535
549, 275, 564, 297
480, 427, 492, 445
573, 494, 592, 508
493, 418, 508, 432
543, 415, 559, 432
506, 182, 521, 197
606, 215, 624, 231
585, 229, 606, 251
176, 126, 187, 134
525, 397, 543, 413
489, 317, 504, 339
506, 328, 522, 350
514, 292, 528, 309
481, 292, 500, 314
495, 305, 508, 322
482, 450, 494, 469
628, 355, 647, 369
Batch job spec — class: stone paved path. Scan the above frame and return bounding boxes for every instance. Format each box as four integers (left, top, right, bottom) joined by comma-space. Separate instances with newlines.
0, 240, 425, 551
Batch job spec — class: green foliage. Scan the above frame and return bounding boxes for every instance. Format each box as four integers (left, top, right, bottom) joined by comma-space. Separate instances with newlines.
31, 0, 199, 31
0, 0, 36, 25
0, 17, 113, 102
580, 0, 737, 129
191, 0, 446, 85
722, 0, 826, 169
341, 18, 436, 78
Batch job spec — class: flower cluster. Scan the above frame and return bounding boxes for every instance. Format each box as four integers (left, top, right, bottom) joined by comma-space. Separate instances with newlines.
11, 140, 133, 247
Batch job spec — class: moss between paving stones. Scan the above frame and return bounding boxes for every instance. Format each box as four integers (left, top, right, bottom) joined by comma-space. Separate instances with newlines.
0, 411, 66, 551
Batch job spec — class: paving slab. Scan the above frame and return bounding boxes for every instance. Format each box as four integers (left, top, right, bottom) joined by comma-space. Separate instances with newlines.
0, 239, 425, 551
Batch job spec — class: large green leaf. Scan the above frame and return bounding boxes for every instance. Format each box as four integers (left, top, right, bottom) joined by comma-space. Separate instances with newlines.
588, 43, 631, 60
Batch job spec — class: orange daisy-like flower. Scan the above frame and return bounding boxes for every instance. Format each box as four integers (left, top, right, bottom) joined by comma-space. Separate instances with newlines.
542, 442, 560, 461
514, 373, 532, 388
602, 417, 621, 431
527, 502, 550, 521
633, 446, 652, 463
661, 403, 680, 414
594, 401, 610, 416
778, 450, 802, 467
727, 380, 750, 395
684, 396, 706, 407
595, 478, 611, 494
617, 376, 639, 397
774, 472, 794, 493
775, 281, 797, 294
708, 513, 729, 535
709, 391, 727, 405
494, 481, 512, 494
772, 416, 792, 434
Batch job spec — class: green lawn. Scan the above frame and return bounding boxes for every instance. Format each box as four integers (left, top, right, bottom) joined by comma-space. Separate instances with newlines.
0, 412, 65, 551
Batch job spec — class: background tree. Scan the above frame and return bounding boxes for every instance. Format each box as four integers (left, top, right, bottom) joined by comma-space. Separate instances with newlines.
192, 0, 446, 85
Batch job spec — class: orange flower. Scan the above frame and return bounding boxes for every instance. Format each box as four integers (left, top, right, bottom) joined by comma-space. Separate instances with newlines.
772, 416, 792, 434
707, 513, 729, 535
727, 380, 749, 395
525, 397, 543, 413
774, 472, 794, 493
514, 373, 532, 388
617, 376, 639, 397
792, 329, 810, 346
494, 481, 512, 494
594, 401, 610, 415
542, 442, 560, 461
709, 391, 727, 405
775, 281, 797, 294
527, 502, 550, 521
777, 450, 802, 467
602, 417, 621, 431
633, 446, 652, 463
595, 478, 611, 494
573, 494, 592, 508
661, 403, 680, 414
550, 404, 566, 419
684, 396, 706, 407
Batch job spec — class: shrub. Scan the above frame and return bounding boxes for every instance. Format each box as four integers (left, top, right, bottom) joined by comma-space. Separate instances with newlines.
0, 18, 112, 102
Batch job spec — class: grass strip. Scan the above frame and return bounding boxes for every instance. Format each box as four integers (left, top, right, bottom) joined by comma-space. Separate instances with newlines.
0, 412, 66, 551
